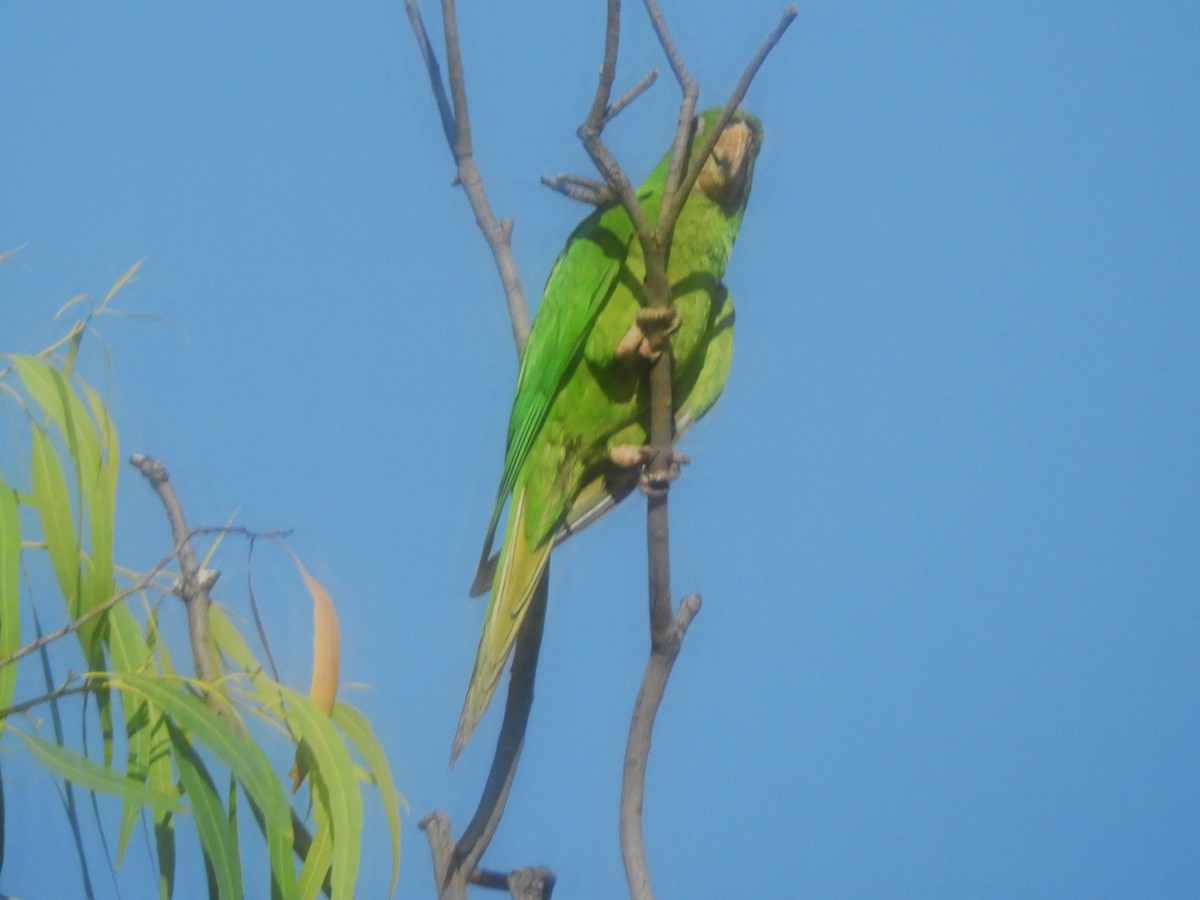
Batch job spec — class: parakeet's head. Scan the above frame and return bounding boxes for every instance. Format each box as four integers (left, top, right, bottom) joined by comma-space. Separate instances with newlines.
694, 108, 763, 214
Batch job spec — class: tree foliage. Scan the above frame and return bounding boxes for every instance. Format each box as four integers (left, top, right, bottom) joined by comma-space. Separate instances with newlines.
0, 264, 403, 899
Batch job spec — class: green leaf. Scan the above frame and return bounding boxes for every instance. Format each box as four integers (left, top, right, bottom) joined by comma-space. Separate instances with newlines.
12, 356, 69, 435
209, 605, 284, 715
28, 424, 81, 614
273, 686, 360, 900
22, 360, 120, 764
0, 476, 19, 736
104, 258, 143, 306
332, 702, 403, 896
104, 673, 297, 898
28, 421, 113, 758
16, 359, 114, 623
15, 727, 183, 813
168, 720, 243, 900
148, 714, 176, 900
61, 321, 85, 379
81, 380, 120, 522
66, 381, 115, 620
296, 810, 333, 900
110, 604, 158, 866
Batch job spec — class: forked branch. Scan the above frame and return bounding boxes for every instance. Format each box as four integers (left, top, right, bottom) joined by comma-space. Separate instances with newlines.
571, 4, 795, 899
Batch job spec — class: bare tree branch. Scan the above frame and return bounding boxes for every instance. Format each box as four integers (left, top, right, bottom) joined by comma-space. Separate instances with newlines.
403, 0, 531, 353
402, 0, 455, 148
570, 5, 796, 898
454, 571, 548, 865
576, 0, 658, 243
540, 172, 614, 206
129, 453, 221, 688
421, 571, 550, 899
640, 0, 699, 237
406, 2, 552, 895
657, 5, 798, 236
621, 593, 700, 900
0, 678, 87, 720
607, 69, 661, 125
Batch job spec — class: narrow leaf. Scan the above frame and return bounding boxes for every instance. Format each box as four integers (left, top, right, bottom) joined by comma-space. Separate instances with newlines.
208, 605, 283, 716
332, 702, 403, 896
13, 356, 69, 434
64, 381, 116, 620
104, 673, 297, 898
147, 713, 176, 900
296, 806, 333, 900
274, 686, 360, 900
0, 477, 19, 735
286, 552, 339, 792
104, 258, 144, 305
168, 720, 243, 900
53, 294, 91, 319
294, 554, 339, 715
28, 425, 80, 613
110, 604, 157, 865
15, 728, 183, 813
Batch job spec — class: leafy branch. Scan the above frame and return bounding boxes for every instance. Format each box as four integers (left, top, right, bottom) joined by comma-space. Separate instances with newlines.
0, 299, 403, 898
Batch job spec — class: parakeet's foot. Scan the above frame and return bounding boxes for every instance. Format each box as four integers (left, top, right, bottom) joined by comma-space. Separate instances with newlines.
608, 444, 691, 494
614, 307, 682, 361
639, 450, 690, 494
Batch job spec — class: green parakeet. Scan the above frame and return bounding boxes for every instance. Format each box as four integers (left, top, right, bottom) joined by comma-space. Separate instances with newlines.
453, 107, 763, 761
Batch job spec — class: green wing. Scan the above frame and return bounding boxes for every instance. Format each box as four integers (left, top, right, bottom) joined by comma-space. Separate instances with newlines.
471, 174, 669, 592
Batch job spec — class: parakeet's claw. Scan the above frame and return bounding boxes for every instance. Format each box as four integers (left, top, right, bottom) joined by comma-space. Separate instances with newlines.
614, 307, 682, 361
637, 306, 681, 336
608, 444, 690, 494
638, 449, 690, 495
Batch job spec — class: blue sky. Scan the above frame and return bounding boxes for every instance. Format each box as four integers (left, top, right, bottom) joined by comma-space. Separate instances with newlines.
3, 2, 1199, 897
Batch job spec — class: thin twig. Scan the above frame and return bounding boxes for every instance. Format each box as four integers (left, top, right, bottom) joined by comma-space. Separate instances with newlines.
576, 1, 655, 241
585, 0, 623, 128
0, 677, 86, 721
0, 522, 288, 673
658, 6, 798, 235
606, 69, 660, 125
640, 0, 699, 233
403, 0, 455, 148
540, 173, 614, 206
470, 865, 555, 896
245, 534, 282, 682
1, 541, 186, 670
571, 5, 696, 894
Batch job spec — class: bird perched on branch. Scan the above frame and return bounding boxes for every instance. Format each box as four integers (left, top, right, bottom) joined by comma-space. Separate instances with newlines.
453, 107, 763, 762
